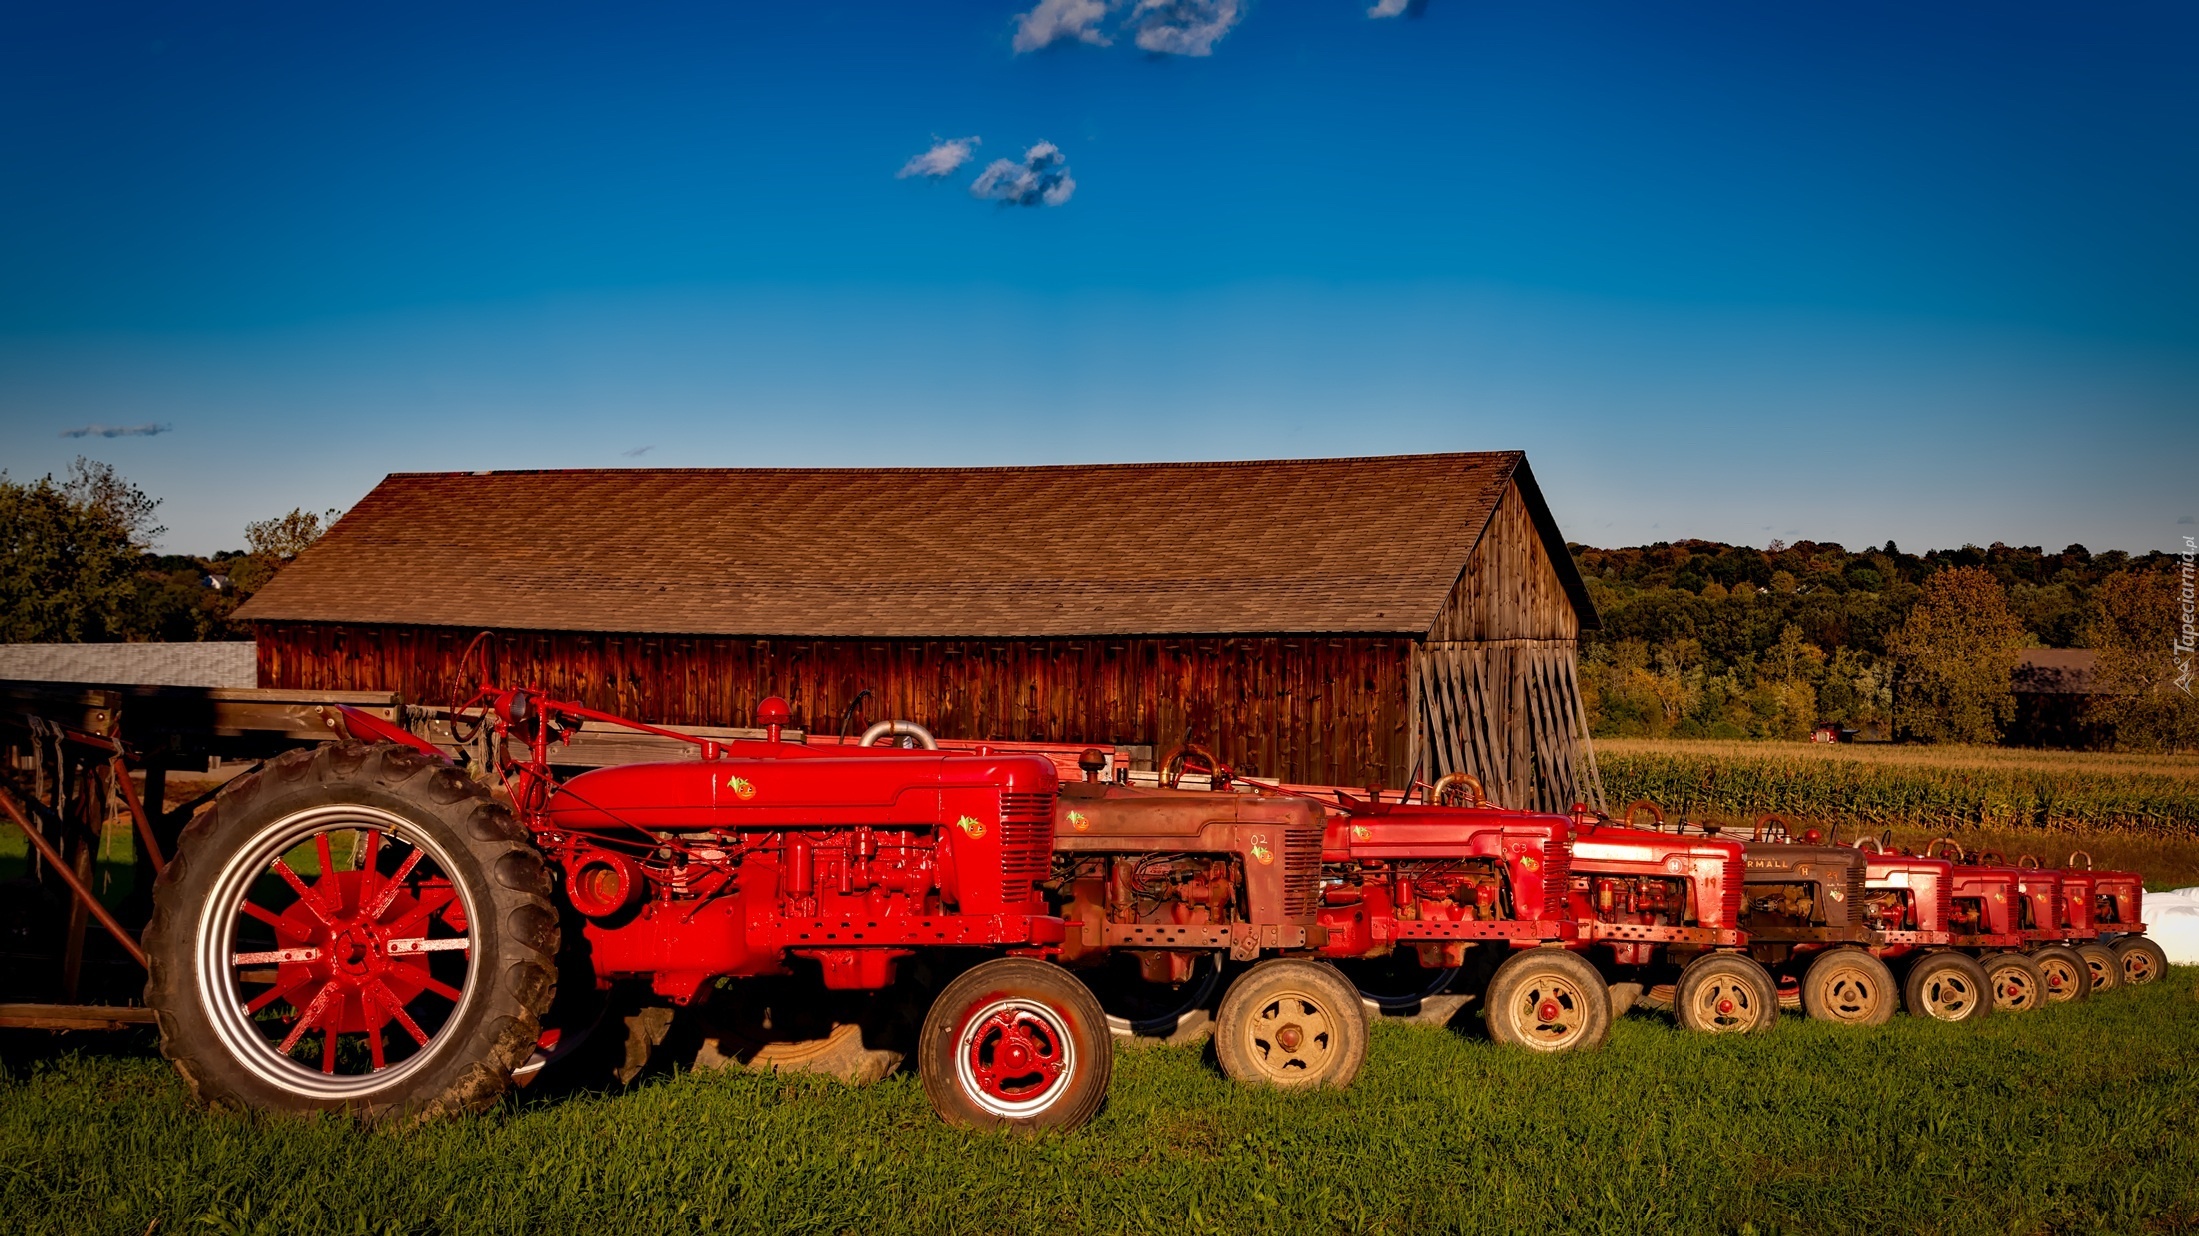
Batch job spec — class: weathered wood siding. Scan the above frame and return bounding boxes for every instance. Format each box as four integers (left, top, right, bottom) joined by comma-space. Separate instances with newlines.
257, 625, 1416, 789
1410, 482, 1604, 812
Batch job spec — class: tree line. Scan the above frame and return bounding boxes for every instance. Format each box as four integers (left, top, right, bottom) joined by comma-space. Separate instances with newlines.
1572, 538, 2196, 751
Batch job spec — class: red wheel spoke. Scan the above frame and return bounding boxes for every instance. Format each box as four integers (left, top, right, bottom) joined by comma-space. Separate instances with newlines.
371, 979, 433, 1047
358, 829, 384, 906
278, 983, 335, 1054
416, 973, 465, 1003
272, 860, 335, 926
367, 1021, 387, 1071
245, 977, 312, 1015
314, 834, 339, 908
239, 900, 294, 932
321, 1025, 340, 1074
365, 850, 422, 919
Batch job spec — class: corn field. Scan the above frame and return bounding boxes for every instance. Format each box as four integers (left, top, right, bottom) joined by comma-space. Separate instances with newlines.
1595, 739, 2199, 836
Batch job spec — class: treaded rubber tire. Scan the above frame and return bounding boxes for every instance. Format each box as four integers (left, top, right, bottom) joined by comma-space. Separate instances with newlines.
144, 742, 557, 1123
1799, 948, 1897, 1026
1672, 953, 1778, 1034
2029, 945, 2092, 1003
2074, 943, 2120, 994
1483, 947, 1609, 1053
1982, 952, 2045, 1012
919, 957, 1112, 1131
1901, 952, 1990, 1023
2111, 936, 2169, 987
1213, 958, 1368, 1089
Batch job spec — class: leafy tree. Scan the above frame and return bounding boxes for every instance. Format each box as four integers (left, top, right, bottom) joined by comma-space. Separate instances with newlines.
1887, 566, 2027, 743
2083, 571, 2199, 752
0, 459, 164, 642
228, 507, 342, 596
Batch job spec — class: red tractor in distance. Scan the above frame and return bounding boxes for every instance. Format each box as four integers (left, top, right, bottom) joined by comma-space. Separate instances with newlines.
1567, 804, 1771, 1035
144, 689, 1113, 1131
1924, 840, 2049, 1013
2007, 857, 2094, 1003
2076, 857, 2167, 986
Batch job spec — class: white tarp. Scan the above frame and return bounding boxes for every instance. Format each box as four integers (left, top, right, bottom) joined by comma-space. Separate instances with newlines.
2146, 887, 2199, 965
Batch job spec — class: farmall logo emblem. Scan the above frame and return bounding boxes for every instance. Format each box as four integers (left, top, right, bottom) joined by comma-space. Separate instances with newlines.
1828, 888, 1844, 901
956, 815, 987, 840
1352, 825, 1372, 841
1068, 811, 1091, 832
726, 775, 757, 800
1249, 833, 1274, 865
1519, 855, 1541, 873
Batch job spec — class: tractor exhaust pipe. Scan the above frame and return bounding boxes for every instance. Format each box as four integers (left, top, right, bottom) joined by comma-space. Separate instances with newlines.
857, 719, 939, 750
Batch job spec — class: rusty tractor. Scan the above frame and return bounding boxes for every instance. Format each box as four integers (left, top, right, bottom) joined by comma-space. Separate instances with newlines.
143, 689, 1114, 1131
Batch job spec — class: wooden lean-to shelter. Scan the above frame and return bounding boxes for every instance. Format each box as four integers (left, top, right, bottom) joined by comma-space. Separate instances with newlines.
235, 452, 1604, 811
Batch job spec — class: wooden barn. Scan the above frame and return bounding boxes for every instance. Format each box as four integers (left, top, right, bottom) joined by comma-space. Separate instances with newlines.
236, 453, 1605, 811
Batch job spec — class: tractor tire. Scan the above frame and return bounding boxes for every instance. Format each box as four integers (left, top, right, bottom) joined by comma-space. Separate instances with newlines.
2029, 946, 2092, 1003
918, 957, 1111, 1131
1900, 952, 1990, 1023
1213, 958, 1367, 1089
1482, 947, 1609, 1054
1982, 952, 2045, 1012
2074, 943, 2120, 995
2111, 936, 2169, 987
1799, 948, 1897, 1026
1672, 953, 1778, 1034
144, 742, 558, 1123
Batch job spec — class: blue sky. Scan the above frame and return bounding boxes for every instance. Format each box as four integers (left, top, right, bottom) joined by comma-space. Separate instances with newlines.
1, 0, 2192, 554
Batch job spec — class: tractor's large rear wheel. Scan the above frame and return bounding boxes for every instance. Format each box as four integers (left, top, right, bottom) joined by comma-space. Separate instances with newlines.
919, 957, 1111, 1131
1672, 953, 1777, 1034
144, 743, 558, 1122
2029, 946, 2092, 1003
1901, 952, 1990, 1023
1982, 952, 2045, 1012
2112, 936, 2168, 987
1213, 958, 1367, 1089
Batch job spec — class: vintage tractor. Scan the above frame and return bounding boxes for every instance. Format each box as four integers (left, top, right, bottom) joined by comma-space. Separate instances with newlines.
1922, 840, 2049, 1013
2021, 853, 2121, 995
1849, 840, 1991, 1022
143, 690, 1113, 1131
1726, 816, 1897, 1026
1569, 803, 1770, 1035
2074, 855, 2167, 986
1042, 747, 1359, 1088
2007, 857, 2093, 1003
1310, 772, 1607, 1055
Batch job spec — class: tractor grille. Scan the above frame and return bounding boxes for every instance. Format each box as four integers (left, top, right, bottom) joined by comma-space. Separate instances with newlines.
1282, 824, 1322, 918
1541, 841, 1571, 920
1846, 866, 1867, 922
1718, 856, 1746, 928
1935, 877, 1952, 933
997, 791, 1056, 906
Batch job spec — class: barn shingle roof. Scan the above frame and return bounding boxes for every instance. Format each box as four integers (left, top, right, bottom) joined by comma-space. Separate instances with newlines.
235, 453, 1591, 638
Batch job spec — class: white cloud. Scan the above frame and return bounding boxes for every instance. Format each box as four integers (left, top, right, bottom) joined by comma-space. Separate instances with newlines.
1366, 0, 1411, 16
1012, 0, 1115, 52
1129, 0, 1241, 56
970, 142, 1076, 207
896, 136, 982, 179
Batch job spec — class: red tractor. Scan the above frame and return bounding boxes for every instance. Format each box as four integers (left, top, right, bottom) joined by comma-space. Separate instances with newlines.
1850, 841, 1992, 1022
2007, 857, 2093, 1003
1567, 804, 1770, 1035
2076, 856, 2168, 986
144, 689, 1114, 1131
1923, 840, 2050, 1013
1308, 773, 1607, 1056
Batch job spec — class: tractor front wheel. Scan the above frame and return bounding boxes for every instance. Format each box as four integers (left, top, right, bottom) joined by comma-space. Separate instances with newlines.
1799, 949, 1896, 1026
2029, 946, 2092, 1003
2111, 936, 2168, 986
1901, 952, 1990, 1023
919, 957, 1111, 1131
1213, 958, 1367, 1089
1482, 947, 1609, 1053
1982, 952, 2045, 1012
143, 743, 558, 1122
2074, 943, 2120, 994
1672, 953, 1777, 1034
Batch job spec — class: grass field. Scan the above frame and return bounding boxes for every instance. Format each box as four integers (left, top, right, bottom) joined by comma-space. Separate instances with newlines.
1595, 739, 2199, 844
5, 977, 2198, 1235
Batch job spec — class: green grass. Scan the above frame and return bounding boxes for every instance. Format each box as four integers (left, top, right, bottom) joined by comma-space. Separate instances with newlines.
6, 977, 2199, 1235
